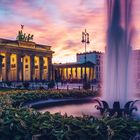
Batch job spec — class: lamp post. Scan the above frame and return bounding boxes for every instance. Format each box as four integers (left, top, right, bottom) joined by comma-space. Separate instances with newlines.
81, 29, 90, 83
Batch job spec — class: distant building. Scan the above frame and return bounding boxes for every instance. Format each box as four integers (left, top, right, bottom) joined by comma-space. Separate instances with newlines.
0, 38, 54, 82
77, 51, 103, 82
52, 51, 103, 83
132, 50, 140, 90
52, 61, 95, 83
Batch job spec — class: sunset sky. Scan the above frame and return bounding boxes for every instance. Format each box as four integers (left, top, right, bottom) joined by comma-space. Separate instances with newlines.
0, 0, 140, 63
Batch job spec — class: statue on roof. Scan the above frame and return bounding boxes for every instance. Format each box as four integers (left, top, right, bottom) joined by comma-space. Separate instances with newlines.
21, 25, 24, 30
16, 25, 34, 41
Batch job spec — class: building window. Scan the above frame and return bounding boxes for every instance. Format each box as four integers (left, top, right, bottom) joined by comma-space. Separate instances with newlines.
11, 64, 16, 68
25, 58, 28, 63
35, 65, 38, 69
12, 58, 15, 62
44, 66, 47, 69
96, 60, 100, 65
25, 65, 28, 69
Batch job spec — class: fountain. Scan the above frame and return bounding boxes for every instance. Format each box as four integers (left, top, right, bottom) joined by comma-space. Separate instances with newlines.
96, 0, 139, 117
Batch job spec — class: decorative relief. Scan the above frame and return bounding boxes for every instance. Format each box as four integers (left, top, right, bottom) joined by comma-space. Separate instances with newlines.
19, 41, 35, 48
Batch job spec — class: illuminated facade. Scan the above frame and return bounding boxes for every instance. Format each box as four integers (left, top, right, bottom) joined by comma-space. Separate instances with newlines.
77, 51, 103, 82
53, 62, 95, 82
0, 38, 53, 82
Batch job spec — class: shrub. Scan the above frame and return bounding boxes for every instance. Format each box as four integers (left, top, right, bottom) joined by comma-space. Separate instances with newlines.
0, 90, 139, 139
6, 82, 12, 87
48, 80, 55, 89
23, 82, 30, 89
83, 82, 91, 90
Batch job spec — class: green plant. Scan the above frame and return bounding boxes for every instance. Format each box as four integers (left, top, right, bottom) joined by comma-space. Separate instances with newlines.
23, 82, 30, 89
0, 90, 139, 139
48, 80, 55, 89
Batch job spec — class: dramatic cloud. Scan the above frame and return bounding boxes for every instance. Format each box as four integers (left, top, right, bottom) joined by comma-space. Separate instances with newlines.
0, 0, 139, 63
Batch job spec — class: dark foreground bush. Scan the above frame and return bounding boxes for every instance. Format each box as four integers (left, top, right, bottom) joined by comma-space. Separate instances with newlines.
48, 80, 55, 89
0, 90, 139, 140
23, 82, 30, 89
0, 107, 139, 140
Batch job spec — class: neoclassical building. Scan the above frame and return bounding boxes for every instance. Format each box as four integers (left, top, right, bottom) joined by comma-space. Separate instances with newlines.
52, 61, 95, 82
0, 38, 54, 82
52, 51, 104, 83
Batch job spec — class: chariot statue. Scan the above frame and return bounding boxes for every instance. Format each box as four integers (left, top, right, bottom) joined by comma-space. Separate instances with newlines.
16, 25, 34, 41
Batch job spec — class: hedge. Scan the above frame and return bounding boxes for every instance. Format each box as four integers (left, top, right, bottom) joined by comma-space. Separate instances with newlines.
0, 90, 139, 140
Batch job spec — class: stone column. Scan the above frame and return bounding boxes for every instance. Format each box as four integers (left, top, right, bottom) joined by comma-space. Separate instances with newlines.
81, 67, 83, 80
88, 67, 90, 81
66, 68, 68, 80
0, 55, 3, 81
47, 56, 52, 81
30, 55, 35, 81
16, 54, 23, 81
61, 68, 64, 81
93, 67, 95, 80
51, 64, 53, 81
75, 67, 77, 79
5, 53, 11, 81
71, 67, 73, 79
39, 56, 43, 81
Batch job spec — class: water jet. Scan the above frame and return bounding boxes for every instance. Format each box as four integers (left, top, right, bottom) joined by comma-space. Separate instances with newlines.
101, 0, 137, 116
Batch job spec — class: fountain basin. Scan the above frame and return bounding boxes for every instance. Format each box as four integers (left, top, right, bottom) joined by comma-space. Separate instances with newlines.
23, 97, 101, 117
23, 98, 140, 118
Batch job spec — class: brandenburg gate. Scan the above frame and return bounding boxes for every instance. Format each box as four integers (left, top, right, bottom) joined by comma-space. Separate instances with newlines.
0, 26, 54, 82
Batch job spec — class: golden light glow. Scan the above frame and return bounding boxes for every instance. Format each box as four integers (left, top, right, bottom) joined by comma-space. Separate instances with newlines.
10, 54, 17, 81
23, 55, 30, 81
43, 57, 48, 80
77, 67, 81, 79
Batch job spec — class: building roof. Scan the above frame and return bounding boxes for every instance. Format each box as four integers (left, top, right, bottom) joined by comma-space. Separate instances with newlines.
53, 61, 95, 68
0, 38, 54, 54
0, 38, 51, 49
77, 51, 103, 55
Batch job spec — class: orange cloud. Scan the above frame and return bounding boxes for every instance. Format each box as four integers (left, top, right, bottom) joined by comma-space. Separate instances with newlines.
0, 0, 139, 63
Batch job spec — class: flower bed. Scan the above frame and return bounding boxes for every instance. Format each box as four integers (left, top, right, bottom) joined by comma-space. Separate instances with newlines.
0, 90, 139, 140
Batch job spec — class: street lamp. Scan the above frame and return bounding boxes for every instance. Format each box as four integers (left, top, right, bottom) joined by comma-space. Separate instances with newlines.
81, 29, 90, 83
